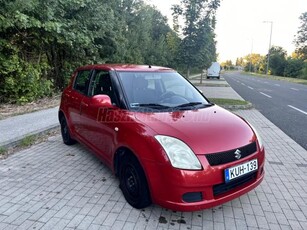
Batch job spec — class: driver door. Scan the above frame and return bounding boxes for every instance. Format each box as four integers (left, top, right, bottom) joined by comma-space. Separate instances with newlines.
80, 70, 119, 164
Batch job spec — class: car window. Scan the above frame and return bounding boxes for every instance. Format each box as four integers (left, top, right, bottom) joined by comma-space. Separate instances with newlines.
118, 72, 209, 108
163, 77, 194, 99
73, 70, 91, 95
90, 70, 117, 105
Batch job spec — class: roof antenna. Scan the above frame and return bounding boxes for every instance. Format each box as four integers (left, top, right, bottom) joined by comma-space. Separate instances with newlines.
149, 65, 152, 68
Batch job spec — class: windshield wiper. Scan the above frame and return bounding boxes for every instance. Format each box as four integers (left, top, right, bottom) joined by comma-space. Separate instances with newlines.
174, 102, 214, 108
133, 103, 171, 109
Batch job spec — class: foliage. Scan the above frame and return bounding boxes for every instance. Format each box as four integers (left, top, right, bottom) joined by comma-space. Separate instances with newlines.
300, 62, 307, 79
20, 135, 36, 147
172, 0, 220, 77
243, 54, 266, 73
237, 12, 307, 79
0, 0, 189, 103
242, 51, 306, 79
284, 58, 304, 78
209, 98, 249, 106
294, 12, 307, 60
0, 38, 53, 103
0, 146, 6, 155
0, 0, 220, 102
268, 46, 287, 76
221, 60, 234, 70
235, 57, 244, 67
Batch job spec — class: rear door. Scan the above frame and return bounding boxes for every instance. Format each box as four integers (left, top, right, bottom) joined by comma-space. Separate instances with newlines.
68, 69, 92, 136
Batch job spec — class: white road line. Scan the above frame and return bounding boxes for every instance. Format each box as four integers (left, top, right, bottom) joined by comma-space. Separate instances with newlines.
274, 84, 280, 86
291, 88, 299, 91
288, 105, 307, 115
260, 92, 272, 98
241, 83, 246, 86
248, 86, 254, 90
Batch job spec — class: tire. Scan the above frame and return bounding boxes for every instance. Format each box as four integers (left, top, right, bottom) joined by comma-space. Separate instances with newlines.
119, 154, 151, 209
60, 116, 76, 145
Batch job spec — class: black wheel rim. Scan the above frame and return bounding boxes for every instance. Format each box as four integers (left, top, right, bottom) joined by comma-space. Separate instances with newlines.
124, 165, 139, 198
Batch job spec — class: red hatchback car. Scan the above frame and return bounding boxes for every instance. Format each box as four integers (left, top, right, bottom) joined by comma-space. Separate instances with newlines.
59, 64, 265, 211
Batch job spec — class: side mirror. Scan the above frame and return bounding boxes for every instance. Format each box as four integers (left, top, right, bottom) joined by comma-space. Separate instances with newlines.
91, 95, 113, 108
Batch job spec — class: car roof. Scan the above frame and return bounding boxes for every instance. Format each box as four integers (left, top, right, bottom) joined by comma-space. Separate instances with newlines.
76, 64, 174, 72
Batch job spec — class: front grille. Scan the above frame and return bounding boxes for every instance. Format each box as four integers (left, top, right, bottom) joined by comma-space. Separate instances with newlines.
205, 142, 257, 166
213, 172, 257, 196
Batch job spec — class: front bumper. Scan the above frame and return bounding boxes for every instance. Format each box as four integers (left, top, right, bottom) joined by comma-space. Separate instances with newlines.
143, 148, 265, 212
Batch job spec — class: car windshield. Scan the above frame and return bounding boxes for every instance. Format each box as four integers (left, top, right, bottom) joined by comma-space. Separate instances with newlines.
117, 71, 211, 111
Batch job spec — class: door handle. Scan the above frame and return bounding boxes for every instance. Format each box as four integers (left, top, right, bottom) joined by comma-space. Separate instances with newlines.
80, 102, 88, 114
81, 102, 88, 107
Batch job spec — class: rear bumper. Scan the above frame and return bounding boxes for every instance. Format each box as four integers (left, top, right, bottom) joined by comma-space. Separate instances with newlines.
207, 74, 220, 78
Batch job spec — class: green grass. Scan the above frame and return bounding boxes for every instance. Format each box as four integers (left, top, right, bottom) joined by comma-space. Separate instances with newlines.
0, 147, 6, 155
209, 98, 249, 106
243, 72, 307, 85
20, 135, 36, 147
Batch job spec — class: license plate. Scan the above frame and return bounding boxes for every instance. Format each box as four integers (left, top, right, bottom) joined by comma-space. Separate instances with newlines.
225, 159, 258, 182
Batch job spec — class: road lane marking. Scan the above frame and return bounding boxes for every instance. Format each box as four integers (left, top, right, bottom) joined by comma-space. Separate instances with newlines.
274, 84, 280, 86
264, 81, 268, 84
260, 92, 272, 98
288, 105, 307, 115
291, 88, 299, 91
241, 83, 246, 86
248, 86, 254, 90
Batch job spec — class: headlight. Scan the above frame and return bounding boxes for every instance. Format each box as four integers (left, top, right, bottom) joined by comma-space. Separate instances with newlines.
246, 121, 263, 149
155, 135, 202, 170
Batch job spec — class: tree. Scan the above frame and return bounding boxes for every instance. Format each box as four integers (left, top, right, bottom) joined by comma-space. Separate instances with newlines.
294, 12, 307, 60
0, 0, 121, 90
284, 58, 304, 78
235, 57, 244, 66
172, 0, 220, 77
243, 54, 266, 73
0, 0, 181, 103
221, 60, 234, 70
268, 46, 287, 76
113, 1, 179, 66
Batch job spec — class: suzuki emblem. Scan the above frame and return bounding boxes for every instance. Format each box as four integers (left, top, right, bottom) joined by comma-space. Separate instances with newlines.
234, 149, 241, 159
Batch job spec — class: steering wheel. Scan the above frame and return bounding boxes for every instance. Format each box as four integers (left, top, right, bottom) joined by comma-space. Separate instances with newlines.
160, 91, 189, 104
159, 91, 176, 100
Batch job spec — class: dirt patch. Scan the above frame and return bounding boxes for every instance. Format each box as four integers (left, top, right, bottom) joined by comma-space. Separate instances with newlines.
0, 94, 61, 120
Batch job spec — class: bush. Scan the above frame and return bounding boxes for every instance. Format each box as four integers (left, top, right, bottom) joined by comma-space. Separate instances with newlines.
0, 46, 53, 104
284, 58, 304, 78
300, 62, 307, 79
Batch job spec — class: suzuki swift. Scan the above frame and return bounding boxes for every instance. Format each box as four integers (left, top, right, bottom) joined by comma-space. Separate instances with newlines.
59, 64, 265, 211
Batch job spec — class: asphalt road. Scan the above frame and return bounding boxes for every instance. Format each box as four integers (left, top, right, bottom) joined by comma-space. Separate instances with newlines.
223, 71, 307, 150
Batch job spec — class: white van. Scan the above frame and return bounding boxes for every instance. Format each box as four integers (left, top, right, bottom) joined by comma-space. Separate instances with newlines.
207, 62, 221, 79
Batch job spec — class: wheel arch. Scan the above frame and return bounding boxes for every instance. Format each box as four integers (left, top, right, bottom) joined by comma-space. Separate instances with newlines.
114, 146, 152, 208
113, 147, 137, 177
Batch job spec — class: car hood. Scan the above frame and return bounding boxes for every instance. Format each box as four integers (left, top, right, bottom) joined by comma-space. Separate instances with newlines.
134, 105, 255, 155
